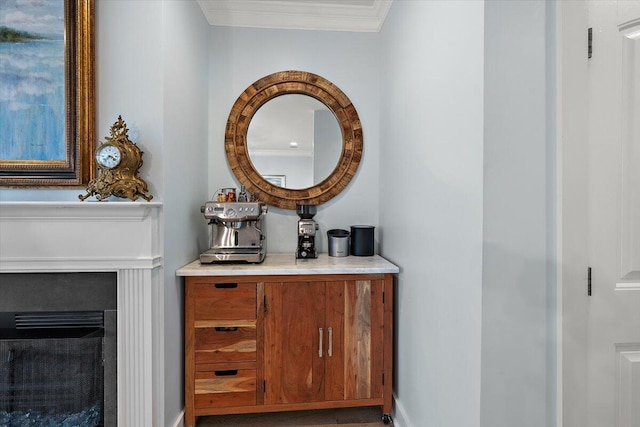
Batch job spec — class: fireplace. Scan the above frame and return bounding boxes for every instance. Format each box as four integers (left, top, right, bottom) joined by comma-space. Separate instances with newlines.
0, 202, 163, 426
0, 272, 116, 426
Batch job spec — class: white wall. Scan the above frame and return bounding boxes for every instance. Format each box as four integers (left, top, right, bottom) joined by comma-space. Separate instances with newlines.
208, 26, 381, 253
481, 2, 556, 427
379, 2, 485, 426
250, 154, 313, 189
95, 2, 165, 200
209, 5, 556, 426
161, 2, 210, 426
314, 110, 343, 184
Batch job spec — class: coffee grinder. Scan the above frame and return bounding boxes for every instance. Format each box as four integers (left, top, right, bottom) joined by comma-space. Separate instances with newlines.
296, 204, 319, 259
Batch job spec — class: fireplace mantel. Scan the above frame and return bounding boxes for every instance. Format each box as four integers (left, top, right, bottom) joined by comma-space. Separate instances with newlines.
0, 201, 162, 271
0, 201, 164, 426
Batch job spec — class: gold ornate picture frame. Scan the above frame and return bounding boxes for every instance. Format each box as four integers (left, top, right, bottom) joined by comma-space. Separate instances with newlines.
0, 0, 95, 187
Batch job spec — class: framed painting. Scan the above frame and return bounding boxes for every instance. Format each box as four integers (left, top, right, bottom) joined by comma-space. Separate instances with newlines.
0, 0, 95, 187
264, 175, 286, 187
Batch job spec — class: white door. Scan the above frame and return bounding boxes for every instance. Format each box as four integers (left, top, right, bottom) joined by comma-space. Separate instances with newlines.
562, 1, 640, 427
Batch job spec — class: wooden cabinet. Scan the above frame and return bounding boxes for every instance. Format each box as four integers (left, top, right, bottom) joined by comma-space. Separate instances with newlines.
185, 279, 261, 426
263, 277, 385, 405
184, 273, 394, 427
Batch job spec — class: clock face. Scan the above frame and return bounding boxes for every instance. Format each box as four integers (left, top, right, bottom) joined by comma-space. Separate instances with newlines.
96, 144, 122, 169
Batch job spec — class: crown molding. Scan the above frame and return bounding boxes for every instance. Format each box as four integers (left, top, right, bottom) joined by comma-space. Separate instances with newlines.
197, 0, 392, 32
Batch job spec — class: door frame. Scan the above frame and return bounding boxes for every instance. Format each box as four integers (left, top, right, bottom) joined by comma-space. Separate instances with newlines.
556, 0, 591, 426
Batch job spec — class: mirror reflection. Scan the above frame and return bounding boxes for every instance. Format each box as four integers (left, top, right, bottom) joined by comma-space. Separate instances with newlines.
247, 94, 342, 190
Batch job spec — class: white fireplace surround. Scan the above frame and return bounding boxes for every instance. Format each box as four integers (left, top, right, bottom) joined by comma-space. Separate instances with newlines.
0, 201, 164, 426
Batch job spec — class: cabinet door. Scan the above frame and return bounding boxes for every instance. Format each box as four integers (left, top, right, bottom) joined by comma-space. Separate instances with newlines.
325, 279, 384, 401
263, 281, 325, 404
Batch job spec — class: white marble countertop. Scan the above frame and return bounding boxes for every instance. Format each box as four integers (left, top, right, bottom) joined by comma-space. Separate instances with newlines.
176, 253, 399, 276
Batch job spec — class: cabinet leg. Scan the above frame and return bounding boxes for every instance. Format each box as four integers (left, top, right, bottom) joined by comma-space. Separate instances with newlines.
382, 413, 392, 424
185, 410, 195, 427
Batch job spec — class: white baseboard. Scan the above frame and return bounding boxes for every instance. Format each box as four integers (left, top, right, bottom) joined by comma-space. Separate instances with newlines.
171, 410, 185, 427
392, 394, 413, 427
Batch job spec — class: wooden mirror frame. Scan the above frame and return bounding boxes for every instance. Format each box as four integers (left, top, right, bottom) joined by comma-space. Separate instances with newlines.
225, 70, 363, 210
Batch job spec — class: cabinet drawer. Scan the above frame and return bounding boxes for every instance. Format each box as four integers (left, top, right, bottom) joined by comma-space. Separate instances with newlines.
195, 322, 256, 364
194, 282, 256, 320
195, 368, 256, 408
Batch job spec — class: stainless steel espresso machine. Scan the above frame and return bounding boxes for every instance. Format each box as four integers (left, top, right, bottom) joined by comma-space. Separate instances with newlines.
200, 201, 267, 263
296, 205, 319, 259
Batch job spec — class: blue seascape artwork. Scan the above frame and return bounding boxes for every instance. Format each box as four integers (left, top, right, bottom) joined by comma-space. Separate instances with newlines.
0, 0, 65, 162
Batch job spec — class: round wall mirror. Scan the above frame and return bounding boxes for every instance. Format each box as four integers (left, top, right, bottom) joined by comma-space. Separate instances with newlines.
247, 94, 342, 190
225, 70, 363, 210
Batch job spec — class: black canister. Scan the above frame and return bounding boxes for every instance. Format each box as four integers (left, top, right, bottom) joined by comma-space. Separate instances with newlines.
350, 225, 375, 256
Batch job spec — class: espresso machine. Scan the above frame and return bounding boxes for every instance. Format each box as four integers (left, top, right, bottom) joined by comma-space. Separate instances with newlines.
200, 201, 267, 263
296, 205, 319, 259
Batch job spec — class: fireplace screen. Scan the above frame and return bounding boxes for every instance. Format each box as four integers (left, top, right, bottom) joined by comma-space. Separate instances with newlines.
0, 313, 105, 427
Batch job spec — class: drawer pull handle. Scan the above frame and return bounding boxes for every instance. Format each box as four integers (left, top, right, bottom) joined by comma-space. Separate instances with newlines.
214, 283, 238, 289
215, 326, 239, 332
319, 328, 324, 358
328, 327, 333, 357
214, 370, 238, 376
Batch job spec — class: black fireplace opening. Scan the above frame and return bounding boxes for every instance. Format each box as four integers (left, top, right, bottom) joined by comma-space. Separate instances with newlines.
0, 272, 117, 427
0, 312, 104, 426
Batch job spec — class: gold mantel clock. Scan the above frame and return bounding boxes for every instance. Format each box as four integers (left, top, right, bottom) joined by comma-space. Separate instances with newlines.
79, 116, 153, 202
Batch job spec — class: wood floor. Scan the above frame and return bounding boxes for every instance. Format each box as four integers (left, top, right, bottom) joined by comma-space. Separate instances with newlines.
195, 407, 393, 426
